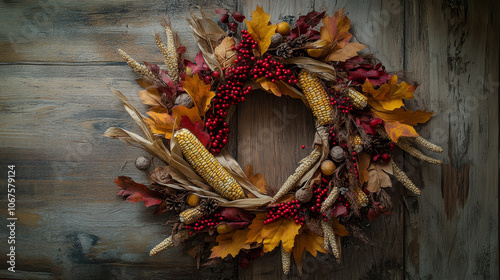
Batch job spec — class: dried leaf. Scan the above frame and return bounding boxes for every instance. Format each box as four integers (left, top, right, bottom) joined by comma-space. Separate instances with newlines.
255, 77, 282, 97
144, 107, 180, 139
210, 228, 251, 258
340, 56, 391, 86
373, 108, 434, 126
326, 42, 366, 62
245, 6, 277, 55
283, 57, 336, 81
138, 88, 163, 107
214, 37, 237, 68
383, 121, 419, 142
293, 227, 326, 274
246, 213, 301, 253
362, 75, 417, 111
290, 10, 325, 39
171, 105, 202, 124
182, 73, 216, 117
244, 165, 269, 194
357, 152, 371, 184
331, 218, 349, 236
115, 176, 164, 207
366, 161, 393, 193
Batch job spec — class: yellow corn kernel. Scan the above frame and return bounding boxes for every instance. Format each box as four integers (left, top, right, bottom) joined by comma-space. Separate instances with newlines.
174, 129, 245, 200
298, 69, 334, 126
348, 88, 368, 109
179, 206, 204, 224
352, 135, 363, 153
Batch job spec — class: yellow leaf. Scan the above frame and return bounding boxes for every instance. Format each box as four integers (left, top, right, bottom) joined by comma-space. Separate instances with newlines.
293, 226, 326, 275
144, 108, 180, 139
244, 165, 268, 194
246, 213, 301, 253
181, 73, 216, 117
210, 228, 250, 259
245, 6, 277, 55
255, 77, 281, 96
362, 75, 416, 111
373, 108, 433, 126
171, 105, 202, 124
383, 120, 419, 142
366, 160, 394, 193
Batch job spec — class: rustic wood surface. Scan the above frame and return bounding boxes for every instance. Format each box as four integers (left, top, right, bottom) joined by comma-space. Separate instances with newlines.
0, 0, 498, 279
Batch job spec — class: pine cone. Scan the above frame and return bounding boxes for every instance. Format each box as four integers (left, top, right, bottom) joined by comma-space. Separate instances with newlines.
165, 193, 189, 213
199, 198, 218, 215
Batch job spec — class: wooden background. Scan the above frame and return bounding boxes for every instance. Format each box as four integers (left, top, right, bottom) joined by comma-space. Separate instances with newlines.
0, 0, 498, 279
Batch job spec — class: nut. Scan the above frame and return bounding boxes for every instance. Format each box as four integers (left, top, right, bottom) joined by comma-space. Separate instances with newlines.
321, 160, 336, 175
270, 33, 284, 48
295, 185, 313, 203
330, 146, 345, 162
135, 156, 151, 170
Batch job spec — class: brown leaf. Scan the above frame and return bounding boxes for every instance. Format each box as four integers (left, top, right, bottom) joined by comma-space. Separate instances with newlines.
138, 88, 163, 107
326, 42, 366, 62
357, 152, 371, 184
366, 161, 393, 193
283, 57, 336, 81
245, 6, 276, 55
214, 37, 237, 69
244, 165, 268, 194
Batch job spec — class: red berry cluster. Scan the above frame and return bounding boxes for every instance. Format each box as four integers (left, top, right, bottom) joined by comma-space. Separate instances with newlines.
264, 200, 305, 225
310, 177, 330, 220
351, 151, 360, 180
206, 30, 297, 154
369, 118, 383, 128
329, 88, 354, 114
372, 153, 391, 163
328, 127, 338, 146
184, 213, 224, 235
250, 58, 297, 84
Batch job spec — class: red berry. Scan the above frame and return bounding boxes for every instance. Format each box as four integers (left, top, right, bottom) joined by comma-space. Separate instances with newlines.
221, 14, 229, 24
228, 22, 238, 32
370, 118, 383, 128
388, 142, 396, 151
372, 154, 381, 162
381, 153, 391, 163
301, 145, 305, 149
212, 71, 220, 78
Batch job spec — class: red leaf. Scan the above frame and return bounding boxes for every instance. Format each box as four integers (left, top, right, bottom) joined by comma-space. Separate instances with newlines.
115, 176, 164, 207
331, 203, 348, 217
180, 116, 210, 147
340, 56, 391, 86
367, 202, 391, 221
356, 116, 376, 135
185, 52, 209, 76
290, 10, 325, 39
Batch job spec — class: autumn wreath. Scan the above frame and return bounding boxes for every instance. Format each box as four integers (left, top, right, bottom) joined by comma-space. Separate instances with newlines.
105, 6, 443, 274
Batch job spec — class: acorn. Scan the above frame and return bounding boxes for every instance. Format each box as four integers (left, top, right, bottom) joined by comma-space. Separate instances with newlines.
321, 160, 336, 175
135, 156, 151, 170
216, 224, 233, 234
330, 146, 345, 162
270, 33, 284, 48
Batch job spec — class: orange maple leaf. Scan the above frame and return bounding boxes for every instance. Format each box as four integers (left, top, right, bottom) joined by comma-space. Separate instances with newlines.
246, 213, 301, 253
244, 165, 268, 194
293, 226, 326, 274
171, 105, 202, 124
181, 73, 215, 117
362, 75, 416, 111
310, 8, 366, 62
382, 121, 419, 142
245, 6, 276, 55
210, 228, 250, 259
144, 108, 180, 139
373, 108, 433, 126
331, 218, 349, 237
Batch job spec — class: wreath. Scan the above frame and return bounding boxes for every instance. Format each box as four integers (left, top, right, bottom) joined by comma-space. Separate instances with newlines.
105, 6, 443, 274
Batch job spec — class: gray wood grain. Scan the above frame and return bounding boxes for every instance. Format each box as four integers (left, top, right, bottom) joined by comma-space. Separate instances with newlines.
0, 0, 498, 279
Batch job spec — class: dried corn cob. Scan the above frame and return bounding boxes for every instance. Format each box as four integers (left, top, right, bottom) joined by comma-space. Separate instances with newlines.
352, 135, 363, 153
272, 146, 322, 203
320, 186, 339, 212
150, 230, 190, 256
298, 69, 334, 126
391, 159, 421, 195
354, 186, 368, 207
414, 136, 443, 153
281, 245, 291, 274
174, 129, 245, 200
348, 88, 368, 109
117, 49, 156, 80
321, 220, 340, 259
179, 205, 204, 224
397, 138, 443, 165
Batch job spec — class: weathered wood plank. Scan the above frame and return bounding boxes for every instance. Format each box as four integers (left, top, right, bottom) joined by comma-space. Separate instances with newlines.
0, 64, 237, 279
404, 0, 499, 279
0, 0, 236, 63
